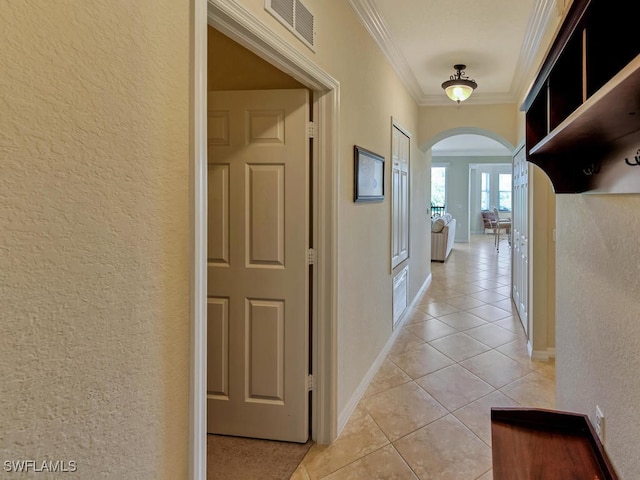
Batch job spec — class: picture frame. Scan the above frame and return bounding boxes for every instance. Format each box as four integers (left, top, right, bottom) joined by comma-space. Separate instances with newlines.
354, 145, 385, 202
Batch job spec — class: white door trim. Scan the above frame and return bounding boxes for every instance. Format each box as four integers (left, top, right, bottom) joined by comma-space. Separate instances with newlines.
191, 2, 340, 476
191, 0, 208, 478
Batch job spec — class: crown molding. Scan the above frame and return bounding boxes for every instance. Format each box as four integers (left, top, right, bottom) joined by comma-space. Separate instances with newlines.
510, 0, 560, 105
348, 0, 424, 102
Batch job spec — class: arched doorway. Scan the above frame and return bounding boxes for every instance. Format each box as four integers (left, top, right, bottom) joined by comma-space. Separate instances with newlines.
421, 128, 515, 243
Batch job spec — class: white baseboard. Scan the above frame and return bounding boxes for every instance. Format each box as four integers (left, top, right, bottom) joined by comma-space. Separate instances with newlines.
530, 344, 557, 362
337, 273, 432, 435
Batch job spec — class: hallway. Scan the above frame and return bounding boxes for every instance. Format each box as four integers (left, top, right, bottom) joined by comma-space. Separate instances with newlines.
293, 235, 555, 479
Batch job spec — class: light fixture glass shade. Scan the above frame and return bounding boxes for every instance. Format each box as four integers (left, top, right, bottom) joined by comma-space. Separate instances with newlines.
441, 65, 477, 103
442, 80, 476, 102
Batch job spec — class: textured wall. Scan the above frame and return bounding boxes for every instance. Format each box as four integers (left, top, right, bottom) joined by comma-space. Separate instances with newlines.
0, 2, 190, 478
556, 194, 640, 479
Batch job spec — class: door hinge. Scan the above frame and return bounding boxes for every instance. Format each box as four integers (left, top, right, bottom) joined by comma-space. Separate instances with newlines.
307, 374, 315, 391
307, 248, 316, 265
307, 121, 315, 138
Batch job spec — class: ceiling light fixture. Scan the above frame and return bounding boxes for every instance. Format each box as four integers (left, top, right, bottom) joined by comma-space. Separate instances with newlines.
441, 64, 477, 104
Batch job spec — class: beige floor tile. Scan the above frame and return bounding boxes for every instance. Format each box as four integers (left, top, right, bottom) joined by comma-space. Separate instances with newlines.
296, 235, 555, 480
429, 333, 492, 362
465, 304, 512, 322
535, 361, 556, 380
416, 365, 494, 412
493, 315, 525, 333
473, 270, 496, 280
498, 341, 556, 378
476, 469, 493, 480
323, 445, 418, 480
302, 406, 389, 480
437, 311, 487, 331
500, 370, 556, 410
471, 279, 503, 290
489, 285, 511, 297
418, 301, 460, 317
460, 350, 533, 389
394, 414, 492, 480
388, 343, 455, 379
464, 324, 518, 348
469, 290, 509, 304
453, 390, 520, 446
290, 463, 311, 480
405, 319, 458, 342
387, 329, 425, 357
403, 309, 433, 326
363, 359, 412, 399
495, 338, 538, 368
362, 382, 447, 442
442, 295, 486, 310
491, 298, 516, 313
446, 283, 486, 295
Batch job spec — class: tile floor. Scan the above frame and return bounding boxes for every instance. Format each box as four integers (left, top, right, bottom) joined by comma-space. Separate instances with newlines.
292, 235, 556, 480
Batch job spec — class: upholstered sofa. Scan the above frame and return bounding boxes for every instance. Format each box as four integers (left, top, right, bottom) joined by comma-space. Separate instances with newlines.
431, 213, 456, 262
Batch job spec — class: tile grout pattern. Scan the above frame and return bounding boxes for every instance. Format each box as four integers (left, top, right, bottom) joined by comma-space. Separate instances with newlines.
292, 235, 555, 480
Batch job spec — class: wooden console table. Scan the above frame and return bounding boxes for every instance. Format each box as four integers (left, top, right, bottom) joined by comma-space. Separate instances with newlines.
491, 408, 618, 479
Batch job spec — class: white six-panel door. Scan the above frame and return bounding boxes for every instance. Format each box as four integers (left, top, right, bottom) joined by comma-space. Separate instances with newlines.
207, 89, 310, 442
512, 145, 529, 334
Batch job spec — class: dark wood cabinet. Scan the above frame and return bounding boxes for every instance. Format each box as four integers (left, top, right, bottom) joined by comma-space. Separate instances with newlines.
522, 0, 640, 193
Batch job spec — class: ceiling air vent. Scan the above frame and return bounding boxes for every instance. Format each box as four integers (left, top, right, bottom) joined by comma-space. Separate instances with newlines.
266, 0, 315, 51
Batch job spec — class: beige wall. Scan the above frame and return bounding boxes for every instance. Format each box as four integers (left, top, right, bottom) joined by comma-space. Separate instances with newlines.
218, 1, 428, 420
529, 166, 556, 355
1, 2, 190, 478
208, 27, 304, 90
418, 103, 519, 149
310, 2, 427, 417
556, 195, 640, 478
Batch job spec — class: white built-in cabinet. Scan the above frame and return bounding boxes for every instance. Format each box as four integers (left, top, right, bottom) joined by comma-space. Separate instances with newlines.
391, 122, 410, 328
391, 124, 410, 268
512, 145, 529, 334
512, 143, 556, 361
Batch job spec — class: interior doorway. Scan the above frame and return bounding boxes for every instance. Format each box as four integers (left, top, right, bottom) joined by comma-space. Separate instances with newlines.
192, 3, 341, 475
426, 129, 514, 244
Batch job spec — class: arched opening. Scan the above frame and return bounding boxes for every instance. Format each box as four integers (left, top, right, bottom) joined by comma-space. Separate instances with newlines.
422, 128, 514, 244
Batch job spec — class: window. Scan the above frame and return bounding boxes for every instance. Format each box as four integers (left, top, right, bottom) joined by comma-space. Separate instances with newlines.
498, 173, 512, 211
480, 172, 490, 211
431, 166, 446, 215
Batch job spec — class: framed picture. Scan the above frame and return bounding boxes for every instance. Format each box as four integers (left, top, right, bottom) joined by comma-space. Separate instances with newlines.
354, 145, 385, 202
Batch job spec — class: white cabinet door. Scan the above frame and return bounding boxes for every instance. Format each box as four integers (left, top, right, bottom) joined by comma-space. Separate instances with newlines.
391, 125, 410, 268
512, 145, 529, 334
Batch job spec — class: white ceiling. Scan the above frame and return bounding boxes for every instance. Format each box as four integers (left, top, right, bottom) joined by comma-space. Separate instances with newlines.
348, 0, 561, 154
349, 0, 559, 106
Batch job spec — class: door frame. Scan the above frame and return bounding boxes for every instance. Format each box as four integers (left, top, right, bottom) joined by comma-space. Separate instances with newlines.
191, 0, 340, 477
